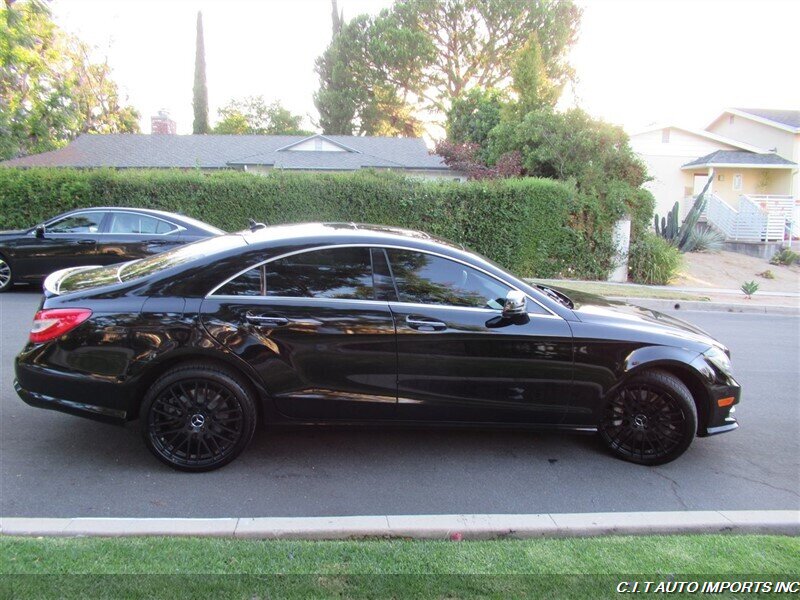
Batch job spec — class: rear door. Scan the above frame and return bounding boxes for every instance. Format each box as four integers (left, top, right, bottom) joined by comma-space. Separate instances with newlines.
200, 246, 397, 420
96, 211, 185, 265
384, 248, 574, 424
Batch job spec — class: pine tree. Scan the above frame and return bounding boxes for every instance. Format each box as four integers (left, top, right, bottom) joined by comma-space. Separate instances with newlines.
192, 11, 209, 134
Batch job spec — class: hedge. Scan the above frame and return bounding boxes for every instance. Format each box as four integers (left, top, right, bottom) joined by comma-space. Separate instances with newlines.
0, 168, 635, 279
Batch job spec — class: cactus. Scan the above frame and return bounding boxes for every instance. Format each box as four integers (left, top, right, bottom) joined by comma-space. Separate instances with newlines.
653, 176, 713, 252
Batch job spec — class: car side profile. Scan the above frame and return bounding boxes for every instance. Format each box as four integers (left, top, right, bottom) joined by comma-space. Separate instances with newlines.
14, 223, 740, 471
0, 207, 224, 292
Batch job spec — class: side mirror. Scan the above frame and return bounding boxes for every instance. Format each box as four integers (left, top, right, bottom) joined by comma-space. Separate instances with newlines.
502, 290, 527, 317
34, 224, 46, 238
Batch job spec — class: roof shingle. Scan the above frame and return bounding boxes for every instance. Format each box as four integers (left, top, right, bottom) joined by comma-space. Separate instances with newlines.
682, 150, 797, 169
0, 134, 451, 171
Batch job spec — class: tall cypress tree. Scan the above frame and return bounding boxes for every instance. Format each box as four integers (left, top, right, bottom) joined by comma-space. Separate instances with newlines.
192, 11, 209, 134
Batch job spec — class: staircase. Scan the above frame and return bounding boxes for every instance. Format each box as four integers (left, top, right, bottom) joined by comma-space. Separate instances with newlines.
697, 193, 794, 243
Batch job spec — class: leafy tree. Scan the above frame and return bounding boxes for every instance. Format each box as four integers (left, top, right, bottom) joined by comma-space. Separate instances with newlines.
0, 0, 139, 160
435, 140, 521, 180
314, 0, 580, 135
445, 88, 505, 155
213, 97, 310, 135
192, 11, 209, 134
511, 32, 558, 114
314, 5, 431, 136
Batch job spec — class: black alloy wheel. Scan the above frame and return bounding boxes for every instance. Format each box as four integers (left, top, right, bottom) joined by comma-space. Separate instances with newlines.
599, 370, 697, 466
0, 257, 11, 292
142, 363, 257, 471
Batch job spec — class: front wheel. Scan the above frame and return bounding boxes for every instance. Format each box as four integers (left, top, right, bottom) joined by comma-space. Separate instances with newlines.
0, 257, 12, 292
141, 362, 257, 472
599, 370, 697, 466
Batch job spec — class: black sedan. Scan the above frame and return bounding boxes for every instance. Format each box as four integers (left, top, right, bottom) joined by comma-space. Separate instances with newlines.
0, 207, 223, 292
14, 223, 740, 471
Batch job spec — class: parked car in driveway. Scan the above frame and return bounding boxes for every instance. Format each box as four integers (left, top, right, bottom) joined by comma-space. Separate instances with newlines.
0, 207, 223, 292
14, 223, 740, 471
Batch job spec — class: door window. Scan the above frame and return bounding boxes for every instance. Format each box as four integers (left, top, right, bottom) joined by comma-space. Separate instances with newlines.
47, 211, 104, 234
108, 212, 177, 234
386, 249, 510, 309
213, 247, 376, 300
265, 247, 373, 299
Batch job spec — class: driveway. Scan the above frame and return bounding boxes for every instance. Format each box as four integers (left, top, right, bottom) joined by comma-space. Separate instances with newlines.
1, 289, 798, 518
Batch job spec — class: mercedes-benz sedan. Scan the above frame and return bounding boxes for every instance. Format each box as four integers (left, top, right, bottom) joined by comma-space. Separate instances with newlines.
0, 207, 223, 292
15, 223, 740, 471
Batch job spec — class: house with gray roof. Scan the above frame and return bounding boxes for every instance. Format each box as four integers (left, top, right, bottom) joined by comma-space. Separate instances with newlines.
0, 133, 463, 180
630, 108, 799, 249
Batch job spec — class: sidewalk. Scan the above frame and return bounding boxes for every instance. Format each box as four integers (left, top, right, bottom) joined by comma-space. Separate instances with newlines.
2, 510, 797, 539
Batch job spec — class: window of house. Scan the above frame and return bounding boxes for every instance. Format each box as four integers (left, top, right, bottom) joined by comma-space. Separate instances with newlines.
733, 174, 743, 191
729, 114, 735, 125
661, 129, 670, 143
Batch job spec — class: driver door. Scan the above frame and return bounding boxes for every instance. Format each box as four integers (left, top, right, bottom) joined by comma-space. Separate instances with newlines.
14, 210, 105, 279
384, 248, 574, 424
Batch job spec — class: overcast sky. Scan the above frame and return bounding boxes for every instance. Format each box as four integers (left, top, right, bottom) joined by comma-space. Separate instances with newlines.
52, 0, 800, 137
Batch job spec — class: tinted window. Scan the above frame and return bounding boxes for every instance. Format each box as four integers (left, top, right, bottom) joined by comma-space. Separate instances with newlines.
108, 212, 176, 234
371, 248, 397, 301
387, 249, 510, 309
217, 266, 263, 296
265, 247, 373, 299
48, 212, 104, 234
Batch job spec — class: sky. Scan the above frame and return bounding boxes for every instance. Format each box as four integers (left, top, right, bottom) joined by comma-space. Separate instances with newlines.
51, 0, 800, 137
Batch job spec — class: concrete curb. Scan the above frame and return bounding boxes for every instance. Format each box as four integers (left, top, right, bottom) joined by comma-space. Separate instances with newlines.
607, 297, 800, 315
2, 510, 797, 539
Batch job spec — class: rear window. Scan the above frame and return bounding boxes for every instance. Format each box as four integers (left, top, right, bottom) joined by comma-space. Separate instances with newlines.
55, 235, 243, 294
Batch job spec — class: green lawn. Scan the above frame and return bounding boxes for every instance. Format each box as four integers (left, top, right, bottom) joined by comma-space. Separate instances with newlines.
533, 279, 710, 301
2, 535, 797, 598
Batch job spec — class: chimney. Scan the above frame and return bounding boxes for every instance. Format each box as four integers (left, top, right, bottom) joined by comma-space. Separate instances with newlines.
151, 110, 177, 134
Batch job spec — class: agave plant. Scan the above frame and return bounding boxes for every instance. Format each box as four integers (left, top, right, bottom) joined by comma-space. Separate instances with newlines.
741, 280, 759, 299
685, 227, 725, 253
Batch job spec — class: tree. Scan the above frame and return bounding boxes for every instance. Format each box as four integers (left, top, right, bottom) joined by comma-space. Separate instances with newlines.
313, 0, 581, 135
0, 0, 139, 160
511, 32, 558, 114
314, 5, 431, 136
192, 11, 209, 134
445, 88, 505, 151
214, 97, 310, 135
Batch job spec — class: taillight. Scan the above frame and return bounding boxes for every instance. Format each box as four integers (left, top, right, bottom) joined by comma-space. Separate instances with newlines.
29, 308, 92, 343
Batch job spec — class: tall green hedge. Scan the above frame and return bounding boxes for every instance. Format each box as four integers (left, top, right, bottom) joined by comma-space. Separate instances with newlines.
0, 168, 631, 279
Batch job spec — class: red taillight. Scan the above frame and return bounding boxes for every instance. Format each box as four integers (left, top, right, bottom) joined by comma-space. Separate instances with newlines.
29, 308, 92, 343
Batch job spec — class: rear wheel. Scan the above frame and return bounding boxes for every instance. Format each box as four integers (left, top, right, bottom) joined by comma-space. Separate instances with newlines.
599, 370, 697, 466
0, 257, 12, 292
141, 363, 257, 472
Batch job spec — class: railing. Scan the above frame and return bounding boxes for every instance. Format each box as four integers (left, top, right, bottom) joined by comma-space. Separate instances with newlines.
699, 193, 792, 242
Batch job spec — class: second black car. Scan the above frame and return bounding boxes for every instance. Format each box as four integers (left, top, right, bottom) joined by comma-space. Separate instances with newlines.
0, 207, 223, 292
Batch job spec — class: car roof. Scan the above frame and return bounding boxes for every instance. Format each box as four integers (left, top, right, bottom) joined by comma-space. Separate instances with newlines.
238, 222, 466, 251
58, 206, 224, 234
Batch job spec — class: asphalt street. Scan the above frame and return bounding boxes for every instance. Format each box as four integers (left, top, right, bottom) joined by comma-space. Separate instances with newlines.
1, 288, 798, 518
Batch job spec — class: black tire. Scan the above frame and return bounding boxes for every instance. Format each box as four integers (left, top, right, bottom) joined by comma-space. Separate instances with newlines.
599, 369, 697, 466
141, 362, 257, 472
0, 255, 12, 293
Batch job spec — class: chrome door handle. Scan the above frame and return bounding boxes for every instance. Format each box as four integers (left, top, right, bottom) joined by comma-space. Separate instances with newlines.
245, 313, 289, 326
76, 239, 97, 245
406, 315, 447, 331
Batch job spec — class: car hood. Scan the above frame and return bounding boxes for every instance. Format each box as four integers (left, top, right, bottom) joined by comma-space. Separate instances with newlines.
547, 285, 726, 353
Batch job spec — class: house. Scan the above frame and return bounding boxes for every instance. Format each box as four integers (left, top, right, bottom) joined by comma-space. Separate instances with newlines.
630, 109, 799, 251
0, 133, 462, 180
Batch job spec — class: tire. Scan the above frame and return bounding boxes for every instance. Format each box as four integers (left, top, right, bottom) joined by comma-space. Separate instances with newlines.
141, 362, 257, 472
0, 256, 12, 293
599, 369, 697, 466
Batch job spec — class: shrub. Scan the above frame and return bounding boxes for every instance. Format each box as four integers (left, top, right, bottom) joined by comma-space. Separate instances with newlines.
0, 167, 625, 279
770, 247, 800, 266
628, 232, 682, 285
